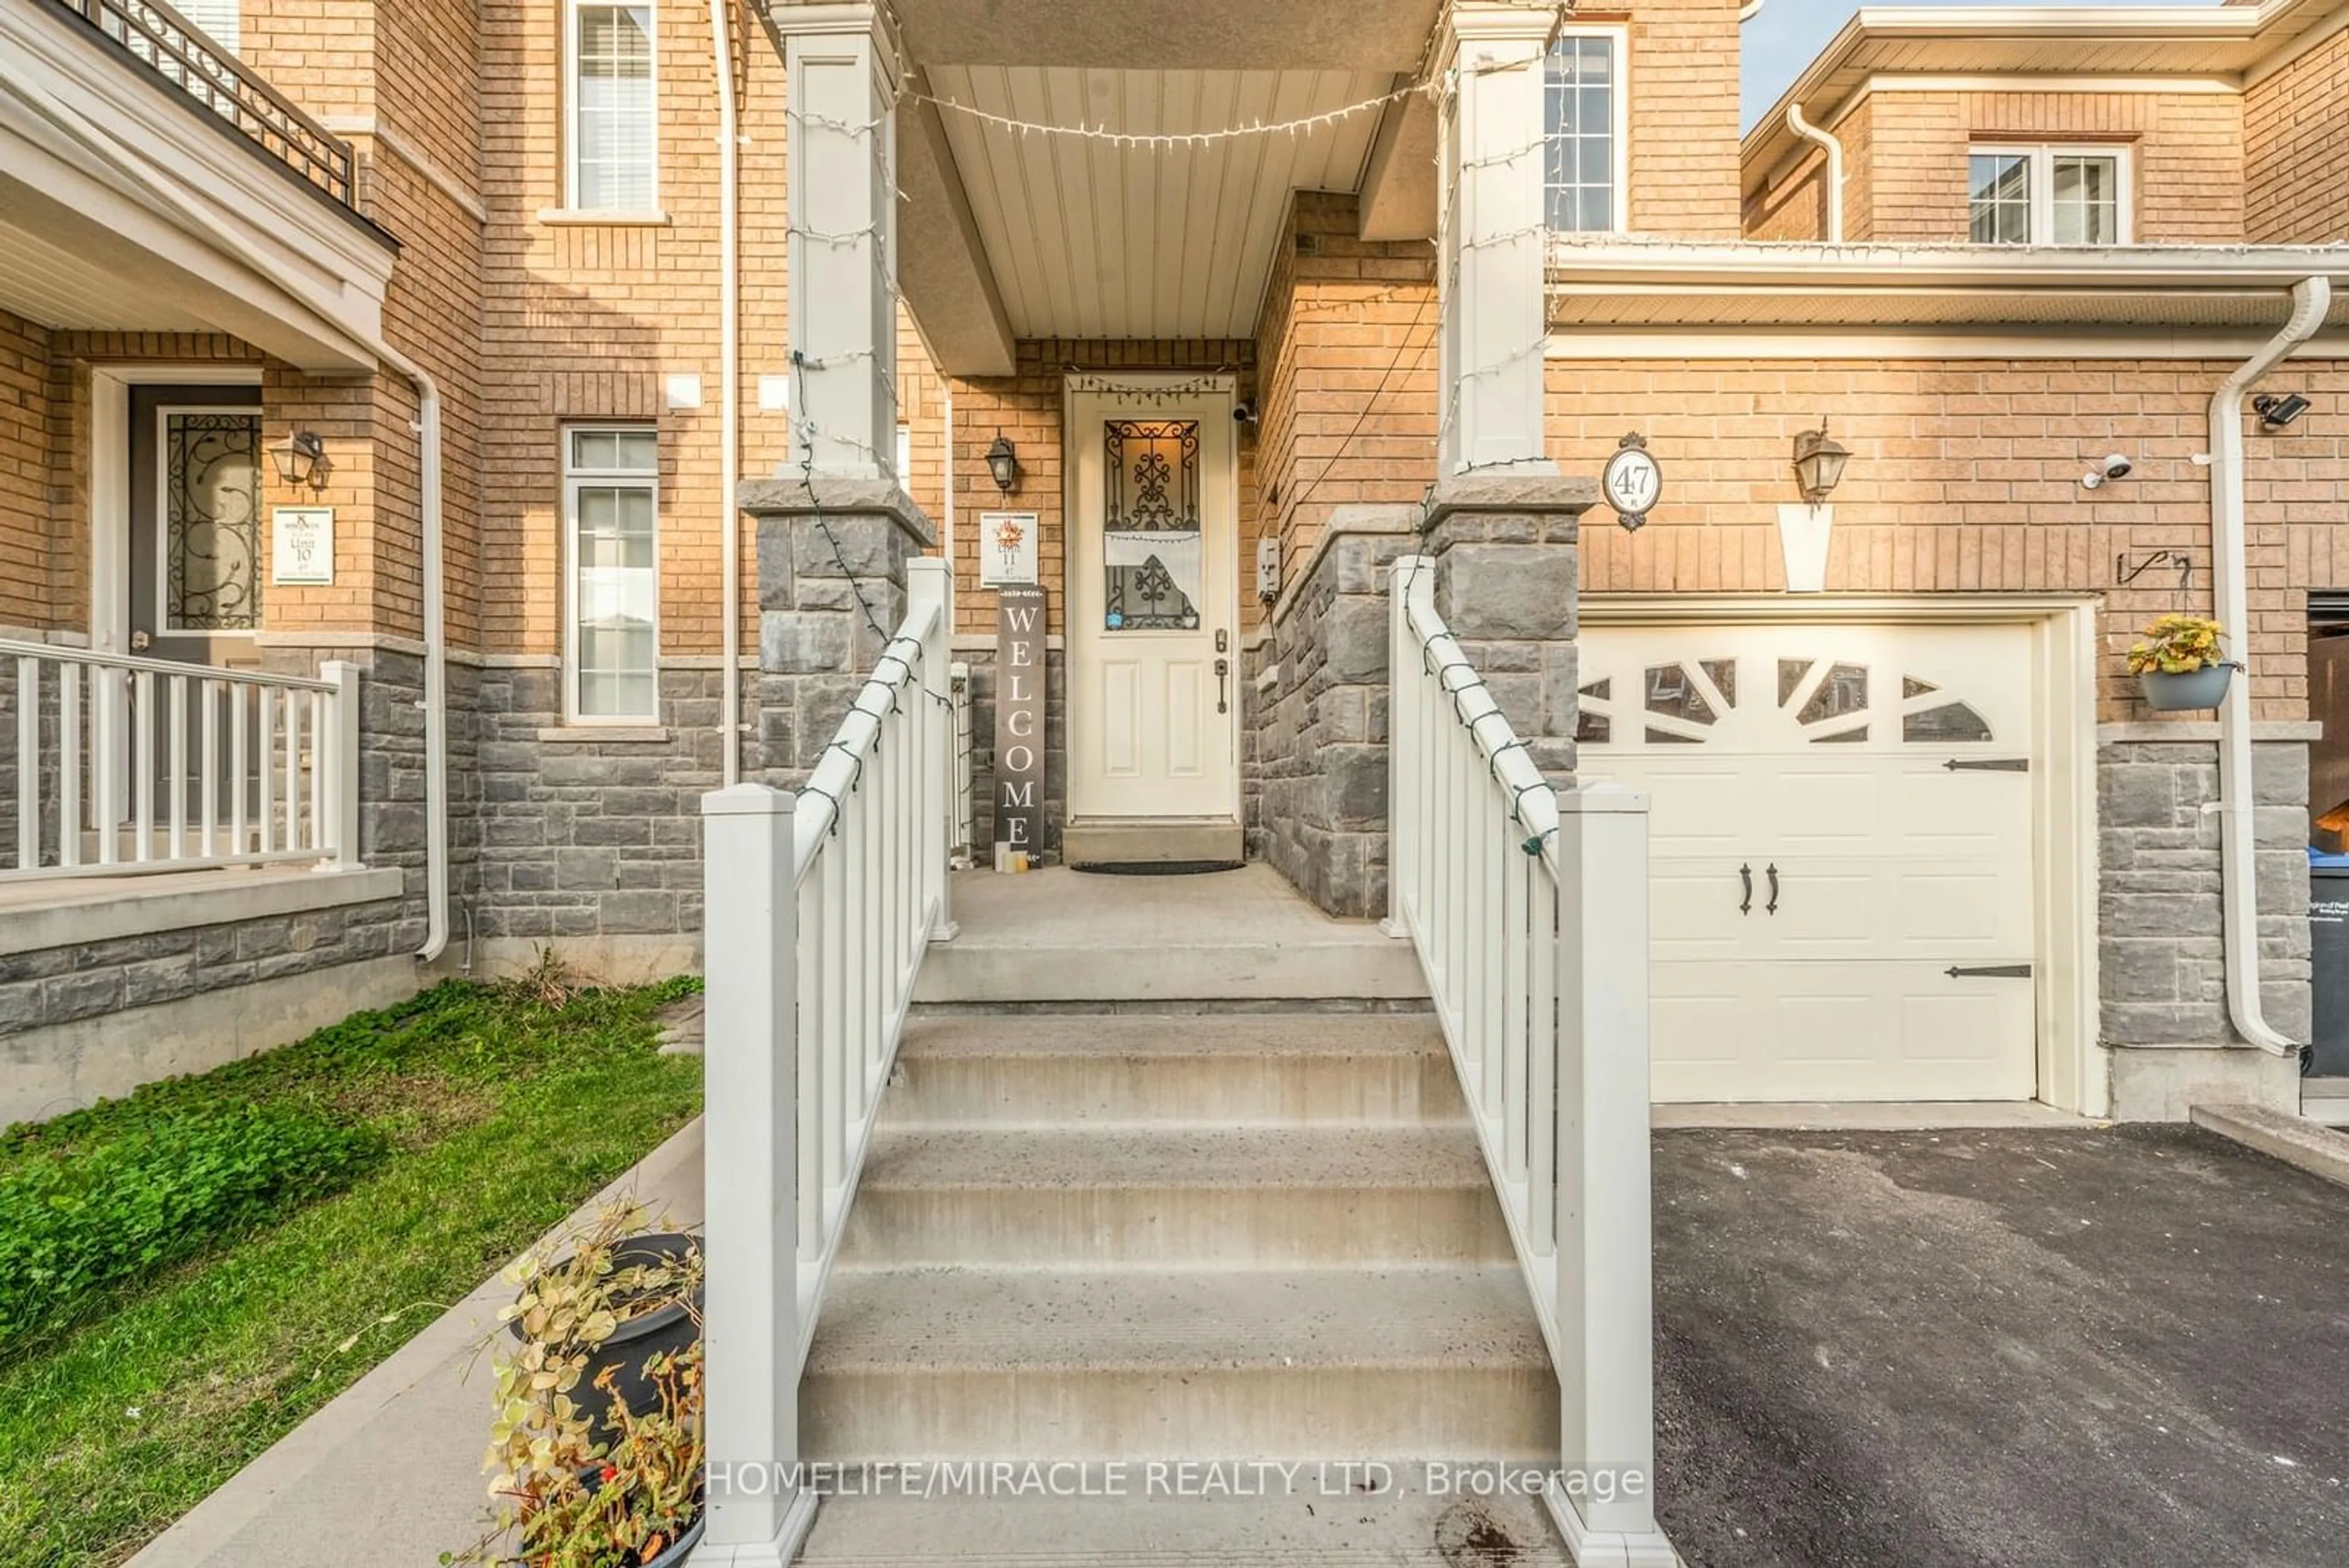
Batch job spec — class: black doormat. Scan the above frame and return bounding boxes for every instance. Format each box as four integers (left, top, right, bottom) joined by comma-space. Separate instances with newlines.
1069, 860, 1244, 877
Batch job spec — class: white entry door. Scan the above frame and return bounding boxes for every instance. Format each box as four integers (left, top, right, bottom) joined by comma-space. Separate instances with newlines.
1578, 623, 2039, 1103
1067, 386, 1238, 822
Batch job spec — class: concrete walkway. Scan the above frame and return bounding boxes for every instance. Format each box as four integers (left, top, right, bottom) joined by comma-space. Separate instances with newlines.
1653, 1124, 2349, 1568
124, 1121, 707, 1568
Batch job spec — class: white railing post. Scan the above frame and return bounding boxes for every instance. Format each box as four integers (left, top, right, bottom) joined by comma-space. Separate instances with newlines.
949, 662, 973, 866
1384, 555, 1436, 939
1548, 782, 1668, 1564
320, 661, 363, 870
698, 782, 816, 1566
908, 559, 957, 942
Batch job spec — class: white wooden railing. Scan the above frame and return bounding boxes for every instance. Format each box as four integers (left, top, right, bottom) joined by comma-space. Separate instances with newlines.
697, 558, 955, 1560
4, 639, 361, 882
1386, 556, 1671, 1567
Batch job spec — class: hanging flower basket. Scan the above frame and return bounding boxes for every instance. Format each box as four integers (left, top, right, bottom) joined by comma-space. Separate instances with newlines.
2126, 614, 2235, 712
2138, 663, 2235, 712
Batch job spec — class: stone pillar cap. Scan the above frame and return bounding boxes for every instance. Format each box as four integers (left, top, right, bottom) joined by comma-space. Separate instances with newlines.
740, 475, 938, 548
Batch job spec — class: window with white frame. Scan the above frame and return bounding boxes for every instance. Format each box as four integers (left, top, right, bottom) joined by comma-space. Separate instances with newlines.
1544, 31, 1625, 233
568, 2, 657, 212
565, 427, 659, 721
179, 0, 240, 51
1967, 146, 2126, 245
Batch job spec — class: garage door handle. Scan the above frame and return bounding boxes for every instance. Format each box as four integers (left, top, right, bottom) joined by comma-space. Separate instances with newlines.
1738, 863, 1752, 915
1946, 964, 2033, 979
1765, 863, 1779, 915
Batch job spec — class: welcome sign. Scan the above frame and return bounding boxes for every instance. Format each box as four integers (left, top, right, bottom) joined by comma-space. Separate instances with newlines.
993, 585, 1047, 870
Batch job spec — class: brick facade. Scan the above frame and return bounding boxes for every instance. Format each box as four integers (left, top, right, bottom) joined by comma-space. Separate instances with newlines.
1746, 90, 2249, 243
2246, 26, 2349, 243
6, 0, 2349, 1116
1551, 356, 2349, 724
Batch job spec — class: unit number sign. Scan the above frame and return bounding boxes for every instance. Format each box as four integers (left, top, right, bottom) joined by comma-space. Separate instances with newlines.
1601, 436, 1662, 531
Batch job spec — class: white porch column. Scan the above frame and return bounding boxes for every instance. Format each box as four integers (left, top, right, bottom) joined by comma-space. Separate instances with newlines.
1437, 2, 1559, 475
777, 1, 902, 480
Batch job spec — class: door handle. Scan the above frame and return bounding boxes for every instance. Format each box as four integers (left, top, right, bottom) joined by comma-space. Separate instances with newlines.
1765, 863, 1779, 916
1738, 863, 1752, 915
1214, 657, 1229, 715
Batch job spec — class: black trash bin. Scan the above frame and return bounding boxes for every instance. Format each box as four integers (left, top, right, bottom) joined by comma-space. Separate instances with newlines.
2310, 850, 2349, 1076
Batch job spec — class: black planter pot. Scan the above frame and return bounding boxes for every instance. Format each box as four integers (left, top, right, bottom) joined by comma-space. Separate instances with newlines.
514, 1231, 702, 1433
574, 1468, 707, 1567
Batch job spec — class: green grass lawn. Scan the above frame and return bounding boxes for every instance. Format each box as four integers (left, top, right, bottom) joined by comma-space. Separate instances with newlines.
0, 975, 704, 1568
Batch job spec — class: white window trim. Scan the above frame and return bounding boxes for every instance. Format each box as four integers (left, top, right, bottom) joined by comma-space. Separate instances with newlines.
1546, 23, 1631, 237
1967, 143, 2133, 247
562, 425, 661, 726
563, 0, 660, 218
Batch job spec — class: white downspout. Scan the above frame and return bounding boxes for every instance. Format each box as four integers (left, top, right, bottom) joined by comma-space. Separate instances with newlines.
1785, 103, 1844, 244
2210, 275, 2331, 1057
14, 77, 452, 960
711, 0, 743, 786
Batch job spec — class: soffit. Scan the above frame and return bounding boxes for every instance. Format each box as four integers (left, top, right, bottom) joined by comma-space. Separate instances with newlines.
922, 65, 1393, 340
0, 218, 213, 333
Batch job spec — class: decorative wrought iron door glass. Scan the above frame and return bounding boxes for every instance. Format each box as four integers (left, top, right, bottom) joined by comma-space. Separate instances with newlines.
1102, 419, 1202, 631
163, 412, 262, 631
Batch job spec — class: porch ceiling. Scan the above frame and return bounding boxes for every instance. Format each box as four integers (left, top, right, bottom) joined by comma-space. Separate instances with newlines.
0, 218, 216, 336
920, 65, 1393, 343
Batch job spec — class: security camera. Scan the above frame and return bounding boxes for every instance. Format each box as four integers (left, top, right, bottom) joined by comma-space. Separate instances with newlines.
2080, 453, 2133, 489
1233, 400, 1258, 426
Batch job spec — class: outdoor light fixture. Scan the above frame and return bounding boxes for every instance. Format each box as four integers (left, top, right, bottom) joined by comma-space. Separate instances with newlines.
270, 430, 330, 492
1790, 420, 1849, 507
2254, 392, 2312, 430
985, 433, 1020, 496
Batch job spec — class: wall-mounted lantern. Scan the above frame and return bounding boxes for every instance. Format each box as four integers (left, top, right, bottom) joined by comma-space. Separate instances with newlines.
1778, 417, 1848, 594
1790, 419, 1849, 507
269, 430, 331, 492
985, 433, 1020, 496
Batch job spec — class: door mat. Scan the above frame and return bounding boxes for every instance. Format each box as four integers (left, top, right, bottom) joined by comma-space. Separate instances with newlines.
1069, 860, 1244, 877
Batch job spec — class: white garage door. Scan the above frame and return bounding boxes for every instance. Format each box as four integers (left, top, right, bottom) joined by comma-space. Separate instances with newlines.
1577, 624, 2038, 1103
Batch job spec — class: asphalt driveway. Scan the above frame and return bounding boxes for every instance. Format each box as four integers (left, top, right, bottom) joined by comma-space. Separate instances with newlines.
1653, 1125, 2349, 1568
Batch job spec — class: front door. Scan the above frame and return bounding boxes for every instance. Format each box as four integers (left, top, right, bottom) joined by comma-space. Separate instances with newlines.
127, 385, 265, 668
1067, 385, 1239, 825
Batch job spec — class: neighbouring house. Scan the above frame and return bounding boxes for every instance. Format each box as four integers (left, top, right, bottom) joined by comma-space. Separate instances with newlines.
12, 1, 2349, 1564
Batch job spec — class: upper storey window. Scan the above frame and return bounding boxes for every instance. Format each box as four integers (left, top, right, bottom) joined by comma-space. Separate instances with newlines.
179, 0, 240, 51
1545, 31, 1627, 233
570, 2, 658, 212
1969, 146, 2126, 245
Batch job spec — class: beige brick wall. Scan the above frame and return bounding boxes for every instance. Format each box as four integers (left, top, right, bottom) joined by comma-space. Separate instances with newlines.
1625, 0, 1744, 237
0, 310, 56, 633
2246, 26, 2349, 242
1252, 194, 1438, 612
1845, 91, 2246, 243
1549, 355, 2349, 721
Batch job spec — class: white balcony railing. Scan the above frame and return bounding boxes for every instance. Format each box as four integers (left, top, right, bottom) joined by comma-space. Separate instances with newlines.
4, 639, 360, 882
1386, 556, 1671, 1566
697, 559, 955, 1559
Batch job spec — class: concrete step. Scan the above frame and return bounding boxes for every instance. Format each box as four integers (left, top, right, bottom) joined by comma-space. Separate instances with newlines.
918, 869, 1425, 1005
797, 1488, 1573, 1565
838, 1126, 1513, 1266
802, 1266, 1556, 1462
885, 1014, 1466, 1128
